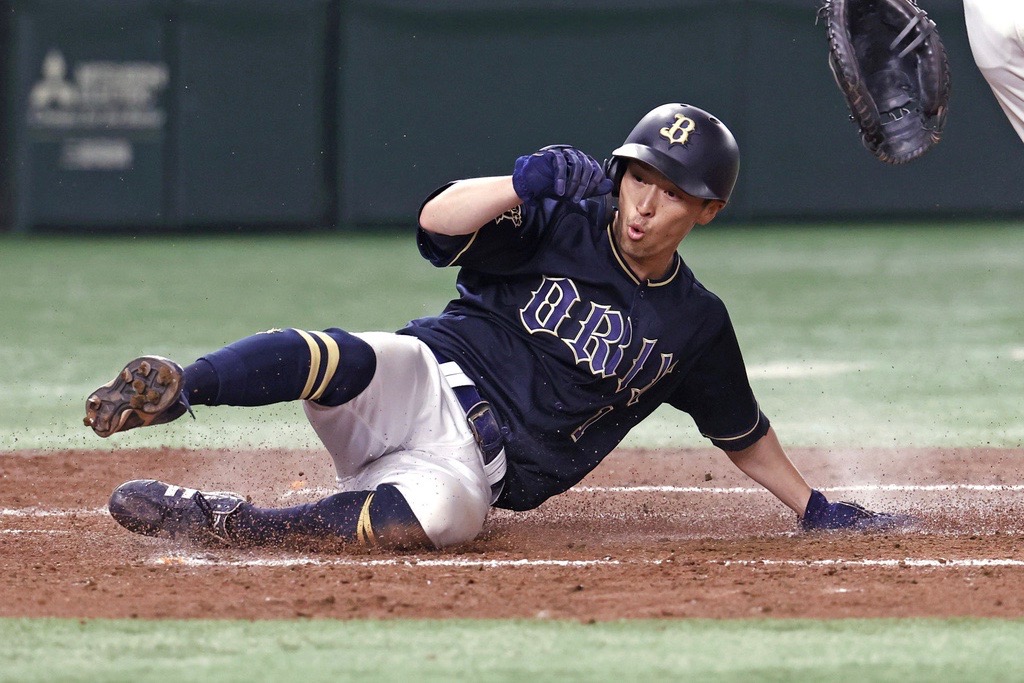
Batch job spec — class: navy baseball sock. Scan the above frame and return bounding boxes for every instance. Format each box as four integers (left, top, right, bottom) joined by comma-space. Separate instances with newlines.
228, 484, 431, 549
183, 328, 376, 407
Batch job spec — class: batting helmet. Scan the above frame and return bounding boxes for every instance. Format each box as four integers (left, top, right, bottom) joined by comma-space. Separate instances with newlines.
604, 103, 740, 203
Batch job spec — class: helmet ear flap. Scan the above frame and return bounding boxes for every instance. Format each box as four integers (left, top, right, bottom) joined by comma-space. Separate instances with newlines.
602, 157, 624, 198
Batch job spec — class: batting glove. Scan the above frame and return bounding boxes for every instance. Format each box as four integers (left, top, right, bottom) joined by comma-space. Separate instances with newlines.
512, 145, 614, 204
800, 489, 910, 531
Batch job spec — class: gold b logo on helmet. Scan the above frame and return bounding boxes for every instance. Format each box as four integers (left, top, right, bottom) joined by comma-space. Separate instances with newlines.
659, 114, 696, 145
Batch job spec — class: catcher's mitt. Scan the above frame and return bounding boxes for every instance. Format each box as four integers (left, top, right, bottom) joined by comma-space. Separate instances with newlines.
821, 0, 950, 164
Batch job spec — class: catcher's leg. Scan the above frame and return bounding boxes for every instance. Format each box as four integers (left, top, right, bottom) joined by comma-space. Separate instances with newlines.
964, 0, 1024, 144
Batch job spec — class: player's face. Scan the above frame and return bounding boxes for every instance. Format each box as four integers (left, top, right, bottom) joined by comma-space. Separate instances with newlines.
612, 161, 723, 281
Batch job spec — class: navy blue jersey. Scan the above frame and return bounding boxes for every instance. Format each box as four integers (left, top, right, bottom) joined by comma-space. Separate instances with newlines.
398, 185, 769, 511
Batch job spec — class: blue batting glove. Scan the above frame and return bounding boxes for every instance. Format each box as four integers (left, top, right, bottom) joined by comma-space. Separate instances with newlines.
800, 489, 911, 531
512, 145, 613, 204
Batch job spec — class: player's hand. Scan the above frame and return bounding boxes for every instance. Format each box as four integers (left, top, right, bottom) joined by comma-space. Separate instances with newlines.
800, 489, 911, 531
512, 145, 614, 204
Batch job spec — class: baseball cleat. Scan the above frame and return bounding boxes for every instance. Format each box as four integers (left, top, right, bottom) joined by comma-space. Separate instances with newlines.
84, 356, 194, 437
108, 479, 248, 545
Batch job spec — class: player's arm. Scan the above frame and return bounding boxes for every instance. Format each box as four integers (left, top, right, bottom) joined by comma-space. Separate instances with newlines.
419, 176, 521, 236
724, 427, 812, 515
420, 146, 612, 236
727, 427, 908, 530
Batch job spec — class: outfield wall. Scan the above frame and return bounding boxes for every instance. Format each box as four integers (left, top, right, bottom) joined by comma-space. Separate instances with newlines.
0, 0, 1020, 232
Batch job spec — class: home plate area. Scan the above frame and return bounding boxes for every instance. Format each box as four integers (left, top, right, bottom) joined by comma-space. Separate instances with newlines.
2, 446, 1023, 620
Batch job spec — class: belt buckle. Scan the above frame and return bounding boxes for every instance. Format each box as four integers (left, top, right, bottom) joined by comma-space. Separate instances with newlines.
464, 398, 506, 503
466, 400, 501, 459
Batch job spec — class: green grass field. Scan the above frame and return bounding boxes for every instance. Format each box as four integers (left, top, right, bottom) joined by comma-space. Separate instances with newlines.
2, 618, 1024, 682
2, 224, 1022, 451
2, 224, 1023, 681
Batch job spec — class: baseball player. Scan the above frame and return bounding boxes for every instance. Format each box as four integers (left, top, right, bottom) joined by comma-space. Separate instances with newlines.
86, 103, 904, 550
964, 0, 1024, 144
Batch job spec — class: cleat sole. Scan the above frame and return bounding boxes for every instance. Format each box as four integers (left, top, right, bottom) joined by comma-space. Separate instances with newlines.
84, 356, 186, 438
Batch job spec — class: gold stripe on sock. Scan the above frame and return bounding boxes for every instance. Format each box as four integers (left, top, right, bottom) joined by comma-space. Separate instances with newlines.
356, 492, 376, 546
308, 331, 341, 401
292, 329, 322, 400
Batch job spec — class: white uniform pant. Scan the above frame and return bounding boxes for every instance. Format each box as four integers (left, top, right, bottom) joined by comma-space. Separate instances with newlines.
302, 332, 491, 548
964, 0, 1024, 144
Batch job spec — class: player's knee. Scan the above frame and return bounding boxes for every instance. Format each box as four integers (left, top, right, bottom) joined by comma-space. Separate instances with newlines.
391, 476, 489, 549
309, 328, 377, 407
363, 484, 433, 549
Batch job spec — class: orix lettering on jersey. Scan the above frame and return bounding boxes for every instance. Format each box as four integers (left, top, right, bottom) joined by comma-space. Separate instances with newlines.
519, 275, 677, 413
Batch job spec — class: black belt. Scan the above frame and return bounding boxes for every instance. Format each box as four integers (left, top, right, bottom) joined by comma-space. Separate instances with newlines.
433, 352, 506, 503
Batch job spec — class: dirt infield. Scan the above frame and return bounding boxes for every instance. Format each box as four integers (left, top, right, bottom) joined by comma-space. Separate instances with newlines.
2, 446, 1023, 620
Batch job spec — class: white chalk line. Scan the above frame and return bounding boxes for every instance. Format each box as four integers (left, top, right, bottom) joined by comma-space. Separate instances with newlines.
147, 555, 1024, 570
3, 483, 1024, 518
575, 484, 1024, 495
573, 483, 1024, 493
3, 489, 1022, 569
723, 558, 1024, 568
153, 556, 621, 569
747, 360, 871, 379
280, 483, 1024, 499
0, 507, 107, 518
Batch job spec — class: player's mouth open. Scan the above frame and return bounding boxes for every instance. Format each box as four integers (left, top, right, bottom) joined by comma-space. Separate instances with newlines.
627, 222, 646, 240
